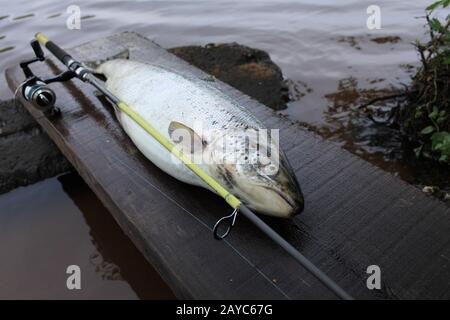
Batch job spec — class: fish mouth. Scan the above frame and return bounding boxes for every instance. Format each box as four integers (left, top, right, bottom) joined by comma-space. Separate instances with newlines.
262, 186, 303, 217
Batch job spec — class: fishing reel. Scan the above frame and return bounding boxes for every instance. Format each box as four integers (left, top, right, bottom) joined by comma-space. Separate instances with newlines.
17, 39, 76, 117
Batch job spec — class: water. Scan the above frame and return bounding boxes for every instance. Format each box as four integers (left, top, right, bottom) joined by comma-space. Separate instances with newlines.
0, 173, 174, 299
0, 0, 447, 298
0, 0, 431, 105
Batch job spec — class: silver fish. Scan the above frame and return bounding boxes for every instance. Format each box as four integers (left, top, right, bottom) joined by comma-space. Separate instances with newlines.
96, 59, 304, 218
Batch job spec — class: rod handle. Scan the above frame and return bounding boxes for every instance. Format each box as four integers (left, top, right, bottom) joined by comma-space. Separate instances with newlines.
35, 32, 73, 66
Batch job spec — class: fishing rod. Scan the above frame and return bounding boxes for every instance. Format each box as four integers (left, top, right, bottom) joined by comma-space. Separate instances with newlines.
17, 32, 353, 300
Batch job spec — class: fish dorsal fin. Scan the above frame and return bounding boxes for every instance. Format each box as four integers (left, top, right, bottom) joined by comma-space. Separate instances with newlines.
83, 48, 130, 71
168, 121, 205, 154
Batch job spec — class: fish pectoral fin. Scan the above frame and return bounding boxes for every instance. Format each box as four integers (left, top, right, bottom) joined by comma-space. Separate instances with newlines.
168, 121, 205, 154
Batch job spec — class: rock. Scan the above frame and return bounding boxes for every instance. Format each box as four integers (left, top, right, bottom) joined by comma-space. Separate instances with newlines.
0, 99, 72, 194
0, 42, 289, 194
169, 43, 289, 110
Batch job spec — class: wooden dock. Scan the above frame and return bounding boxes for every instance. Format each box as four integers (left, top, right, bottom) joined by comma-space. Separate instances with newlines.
6, 32, 450, 299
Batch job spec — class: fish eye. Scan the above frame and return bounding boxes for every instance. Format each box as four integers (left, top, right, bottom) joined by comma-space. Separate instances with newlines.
258, 163, 278, 176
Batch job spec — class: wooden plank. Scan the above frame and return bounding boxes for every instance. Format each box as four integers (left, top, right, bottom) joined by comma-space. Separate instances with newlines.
6, 32, 450, 299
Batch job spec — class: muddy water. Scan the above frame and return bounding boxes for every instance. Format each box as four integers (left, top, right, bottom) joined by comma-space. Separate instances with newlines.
0, 173, 174, 299
0, 0, 446, 299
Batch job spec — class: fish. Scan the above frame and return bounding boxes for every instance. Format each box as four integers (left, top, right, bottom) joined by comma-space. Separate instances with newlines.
96, 59, 304, 218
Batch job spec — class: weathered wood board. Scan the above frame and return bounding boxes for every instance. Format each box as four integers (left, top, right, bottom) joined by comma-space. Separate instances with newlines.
6, 32, 450, 299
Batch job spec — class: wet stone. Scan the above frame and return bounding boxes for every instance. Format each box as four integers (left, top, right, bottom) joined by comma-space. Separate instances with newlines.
0, 99, 72, 194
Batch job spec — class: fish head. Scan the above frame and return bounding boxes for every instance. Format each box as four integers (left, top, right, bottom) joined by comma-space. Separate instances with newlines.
168, 122, 304, 218
207, 129, 304, 218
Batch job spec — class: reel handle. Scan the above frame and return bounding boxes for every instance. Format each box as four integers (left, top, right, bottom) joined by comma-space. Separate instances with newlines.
31, 39, 44, 61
